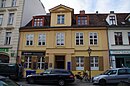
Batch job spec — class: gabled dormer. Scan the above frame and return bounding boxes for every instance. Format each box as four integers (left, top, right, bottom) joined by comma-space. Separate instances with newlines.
32, 16, 45, 27
106, 11, 117, 26
76, 10, 89, 26
49, 4, 74, 27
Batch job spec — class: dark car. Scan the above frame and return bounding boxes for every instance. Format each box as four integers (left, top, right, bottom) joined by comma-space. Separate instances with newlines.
0, 75, 21, 86
26, 69, 75, 86
0, 63, 23, 80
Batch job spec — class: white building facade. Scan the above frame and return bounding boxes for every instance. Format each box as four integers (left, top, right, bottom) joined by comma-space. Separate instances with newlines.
0, 0, 46, 63
107, 12, 130, 68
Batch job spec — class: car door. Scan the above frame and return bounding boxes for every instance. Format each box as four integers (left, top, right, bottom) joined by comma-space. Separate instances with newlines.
116, 69, 128, 83
45, 70, 58, 83
127, 69, 130, 81
35, 73, 48, 83
36, 70, 52, 83
106, 70, 118, 83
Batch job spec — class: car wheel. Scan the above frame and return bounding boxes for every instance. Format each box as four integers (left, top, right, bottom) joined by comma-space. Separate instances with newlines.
99, 79, 106, 85
58, 79, 65, 86
28, 78, 34, 84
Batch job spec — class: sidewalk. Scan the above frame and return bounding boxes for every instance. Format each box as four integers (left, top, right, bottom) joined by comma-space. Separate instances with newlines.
73, 79, 95, 86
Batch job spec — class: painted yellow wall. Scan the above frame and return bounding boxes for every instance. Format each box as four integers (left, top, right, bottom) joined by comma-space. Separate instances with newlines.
50, 12, 72, 27
18, 4, 109, 77
19, 27, 109, 78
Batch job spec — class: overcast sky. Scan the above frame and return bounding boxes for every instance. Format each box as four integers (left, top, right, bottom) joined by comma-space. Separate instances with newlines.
41, 0, 130, 14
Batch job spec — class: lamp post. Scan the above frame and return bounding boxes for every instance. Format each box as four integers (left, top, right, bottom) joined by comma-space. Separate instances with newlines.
87, 46, 92, 81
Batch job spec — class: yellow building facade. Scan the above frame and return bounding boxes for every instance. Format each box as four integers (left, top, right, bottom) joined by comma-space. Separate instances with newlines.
18, 4, 109, 77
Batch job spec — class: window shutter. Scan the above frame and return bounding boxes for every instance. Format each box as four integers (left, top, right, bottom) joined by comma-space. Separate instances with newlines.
71, 57, 76, 71
85, 57, 89, 70
99, 56, 104, 71
45, 57, 49, 63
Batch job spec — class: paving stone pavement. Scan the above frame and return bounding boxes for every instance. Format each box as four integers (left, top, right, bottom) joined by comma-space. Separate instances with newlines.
17, 79, 117, 86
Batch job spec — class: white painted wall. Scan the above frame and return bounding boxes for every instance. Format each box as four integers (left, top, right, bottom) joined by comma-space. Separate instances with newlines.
108, 28, 130, 49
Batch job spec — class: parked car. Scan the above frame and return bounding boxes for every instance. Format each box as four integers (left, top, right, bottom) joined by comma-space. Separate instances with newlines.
92, 68, 130, 85
0, 63, 23, 80
26, 69, 75, 86
0, 75, 21, 86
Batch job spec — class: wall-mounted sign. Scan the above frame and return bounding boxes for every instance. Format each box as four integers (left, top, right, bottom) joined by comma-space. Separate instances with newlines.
22, 51, 45, 56
0, 48, 9, 52
110, 50, 130, 54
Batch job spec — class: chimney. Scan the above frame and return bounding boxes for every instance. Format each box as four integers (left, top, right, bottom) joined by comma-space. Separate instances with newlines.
96, 11, 98, 14
80, 10, 85, 14
110, 11, 114, 14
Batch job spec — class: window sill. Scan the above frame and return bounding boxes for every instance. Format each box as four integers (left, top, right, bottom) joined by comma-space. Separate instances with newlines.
91, 67, 99, 70
111, 44, 130, 46
75, 45, 85, 46
89, 45, 99, 47
55, 45, 65, 48
37, 45, 46, 47
25, 45, 34, 47
0, 44, 13, 48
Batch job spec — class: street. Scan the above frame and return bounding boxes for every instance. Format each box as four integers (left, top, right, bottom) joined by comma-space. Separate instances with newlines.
17, 79, 118, 86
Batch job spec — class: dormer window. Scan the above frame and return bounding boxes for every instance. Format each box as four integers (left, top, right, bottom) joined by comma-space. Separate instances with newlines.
57, 15, 64, 24
33, 17, 44, 27
77, 16, 87, 25
109, 16, 116, 25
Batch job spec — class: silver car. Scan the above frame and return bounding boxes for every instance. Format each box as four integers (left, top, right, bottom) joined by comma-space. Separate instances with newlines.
92, 68, 130, 85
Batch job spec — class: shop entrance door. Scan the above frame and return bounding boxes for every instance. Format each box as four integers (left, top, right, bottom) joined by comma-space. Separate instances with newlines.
116, 58, 124, 68
55, 56, 65, 69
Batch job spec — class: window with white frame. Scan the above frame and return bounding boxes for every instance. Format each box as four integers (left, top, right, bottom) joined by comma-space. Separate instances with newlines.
0, 14, 3, 25
114, 32, 123, 45
109, 16, 116, 25
38, 34, 46, 45
12, 0, 17, 7
76, 32, 84, 45
1, 0, 6, 8
89, 32, 98, 45
24, 56, 32, 68
37, 57, 45, 69
78, 16, 87, 25
56, 33, 65, 46
34, 18, 43, 26
76, 57, 84, 70
90, 57, 99, 70
8, 13, 14, 25
5, 32, 11, 45
26, 34, 34, 45
57, 15, 64, 24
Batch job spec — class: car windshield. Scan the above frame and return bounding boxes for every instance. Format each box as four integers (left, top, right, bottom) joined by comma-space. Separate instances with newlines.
43, 69, 51, 74
0, 78, 19, 86
102, 69, 117, 75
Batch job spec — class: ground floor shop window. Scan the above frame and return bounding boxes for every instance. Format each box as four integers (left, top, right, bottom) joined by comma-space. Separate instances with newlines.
24, 56, 32, 68
38, 57, 45, 69
76, 57, 84, 70
91, 57, 99, 70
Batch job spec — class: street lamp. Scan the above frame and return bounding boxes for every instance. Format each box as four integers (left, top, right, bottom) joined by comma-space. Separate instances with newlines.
87, 46, 92, 81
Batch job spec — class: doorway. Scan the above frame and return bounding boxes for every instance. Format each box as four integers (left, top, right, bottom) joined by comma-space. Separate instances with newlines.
116, 58, 124, 68
55, 55, 65, 69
